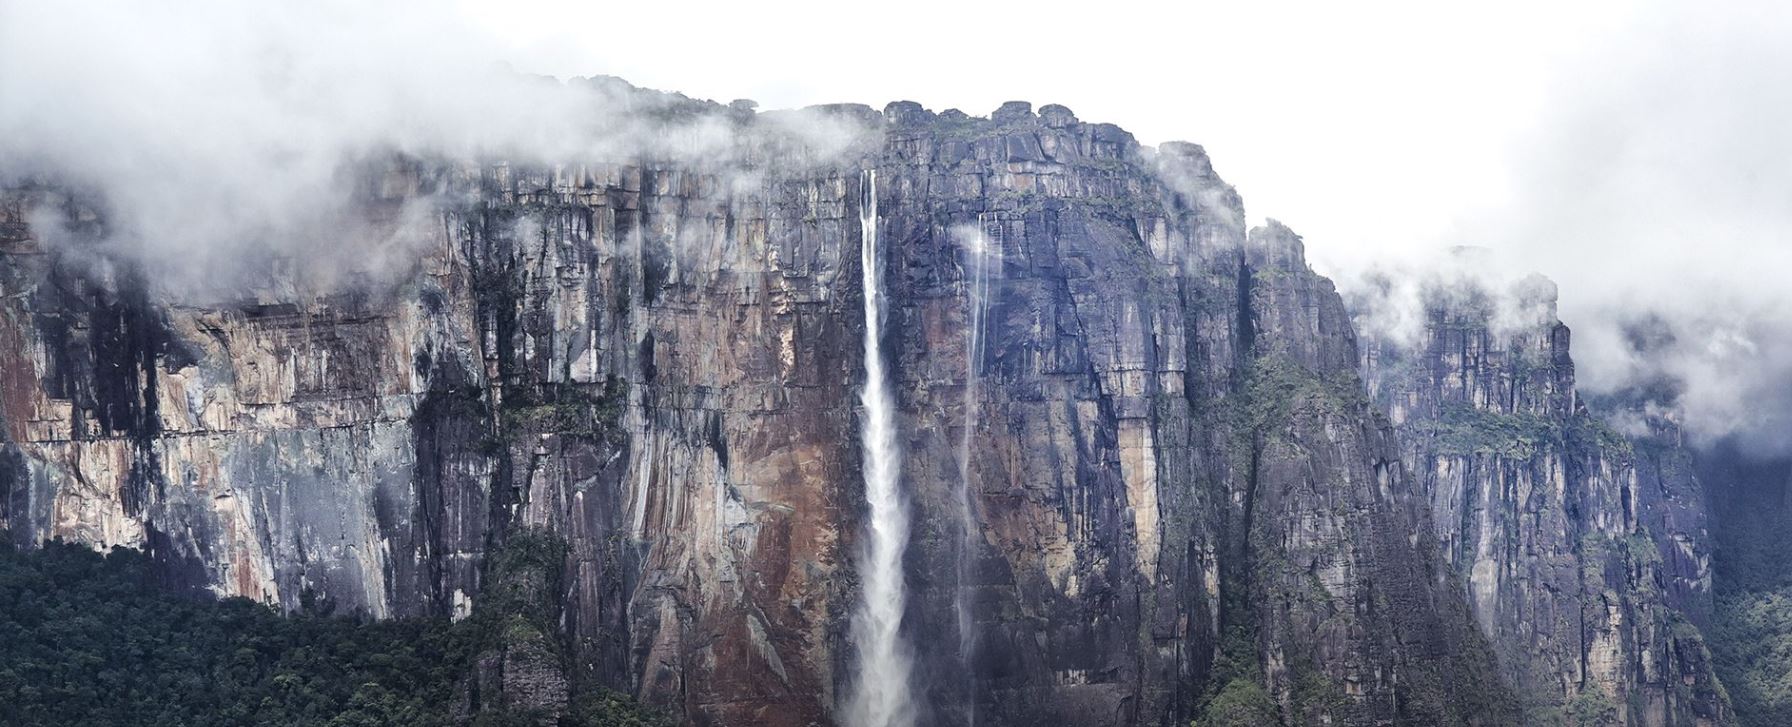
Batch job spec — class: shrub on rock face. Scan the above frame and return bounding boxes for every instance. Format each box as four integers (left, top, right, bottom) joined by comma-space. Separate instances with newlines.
566, 691, 677, 727
1564, 687, 1619, 727
1194, 678, 1282, 727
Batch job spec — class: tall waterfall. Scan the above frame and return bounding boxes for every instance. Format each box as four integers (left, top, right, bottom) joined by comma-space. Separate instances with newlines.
956, 214, 995, 723
846, 169, 916, 727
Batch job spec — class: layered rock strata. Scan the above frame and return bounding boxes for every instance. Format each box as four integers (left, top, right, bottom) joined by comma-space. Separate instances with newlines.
1357, 275, 1727, 725
2, 84, 1513, 725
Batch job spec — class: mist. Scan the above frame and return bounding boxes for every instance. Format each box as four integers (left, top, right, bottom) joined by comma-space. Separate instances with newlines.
1321, 1, 1792, 456
0, 0, 872, 295
6, 0, 1789, 454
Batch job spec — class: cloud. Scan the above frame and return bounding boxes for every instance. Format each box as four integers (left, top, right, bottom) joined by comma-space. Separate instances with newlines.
1485, 2, 1792, 455
1340, 248, 1559, 361
6, 0, 1788, 455
1324, 1, 1792, 456
0, 0, 876, 296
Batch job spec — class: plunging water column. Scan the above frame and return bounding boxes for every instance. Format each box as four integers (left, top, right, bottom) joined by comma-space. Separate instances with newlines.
846, 169, 916, 727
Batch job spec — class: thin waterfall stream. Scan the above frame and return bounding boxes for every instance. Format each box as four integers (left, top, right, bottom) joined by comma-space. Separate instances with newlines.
956, 214, 996, 725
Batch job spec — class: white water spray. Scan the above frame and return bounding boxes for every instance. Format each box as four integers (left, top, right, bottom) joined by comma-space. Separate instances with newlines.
956, 214, 995, 723
847, 169, 916, 727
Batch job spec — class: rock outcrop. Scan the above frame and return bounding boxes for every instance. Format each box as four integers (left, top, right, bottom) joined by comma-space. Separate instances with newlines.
1356, 272, 1727, 725
1, 81, 1513, 725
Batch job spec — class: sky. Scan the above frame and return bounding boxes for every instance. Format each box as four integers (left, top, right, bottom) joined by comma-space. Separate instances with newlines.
458, 0, 1605, 258
461, 0, 1792, 451
3, 0, 1789, 452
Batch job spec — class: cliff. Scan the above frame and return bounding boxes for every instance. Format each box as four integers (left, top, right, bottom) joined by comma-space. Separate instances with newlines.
1, 81, 1510, 725
1356, 271, 1727, 725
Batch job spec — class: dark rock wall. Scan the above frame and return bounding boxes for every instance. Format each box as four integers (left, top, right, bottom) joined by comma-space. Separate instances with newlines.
1358, 278, 1727, 725
1, 90, 1513, 725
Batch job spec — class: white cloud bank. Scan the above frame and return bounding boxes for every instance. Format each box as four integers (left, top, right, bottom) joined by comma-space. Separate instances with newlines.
4, 0, 1790, 451
1396, 2, 1792, 454
0, 0, 871, 291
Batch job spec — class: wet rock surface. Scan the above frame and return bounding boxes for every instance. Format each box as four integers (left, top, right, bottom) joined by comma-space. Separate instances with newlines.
1357, 275, 1727, 725
2, 84, 1520, 725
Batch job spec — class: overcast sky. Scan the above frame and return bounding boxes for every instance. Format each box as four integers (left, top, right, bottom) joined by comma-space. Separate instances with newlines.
4, 0, 1789, 451
469, 0, 1792, 452
457, 0, 1633, 258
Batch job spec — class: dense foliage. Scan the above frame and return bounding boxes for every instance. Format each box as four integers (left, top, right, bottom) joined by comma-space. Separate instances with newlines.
0, 538, 668, 727
1416, 402, 1564, 458
1714, 590, 1792, 725
1194, 678, 1280, 727
1706, 452, 1792, 727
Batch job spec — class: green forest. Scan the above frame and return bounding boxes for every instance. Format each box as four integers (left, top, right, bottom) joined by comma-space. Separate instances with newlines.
1708, 453, 1792, 727
0, 537, 668, 727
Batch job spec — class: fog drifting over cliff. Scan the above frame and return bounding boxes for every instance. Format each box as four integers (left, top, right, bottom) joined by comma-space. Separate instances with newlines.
1328, 1, 1792, 455
4, 0, 1789, 453
0, 0, 871, 291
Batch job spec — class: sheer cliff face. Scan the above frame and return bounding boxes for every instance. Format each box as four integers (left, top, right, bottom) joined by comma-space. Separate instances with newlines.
2, 92, 1506, 726
1358, 279, 1727, 725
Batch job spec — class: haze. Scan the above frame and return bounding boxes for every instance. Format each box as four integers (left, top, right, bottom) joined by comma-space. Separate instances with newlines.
4, 0, 1788, 450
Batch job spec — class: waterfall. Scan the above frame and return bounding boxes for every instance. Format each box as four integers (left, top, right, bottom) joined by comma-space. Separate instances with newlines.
956, 213, 995, 724
846, 169, 916, 727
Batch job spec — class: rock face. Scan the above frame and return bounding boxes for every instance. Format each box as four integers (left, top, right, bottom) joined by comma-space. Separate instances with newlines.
457, 532, 577, 725
1356, 274, 1727, 725
1, 83, 1511, 725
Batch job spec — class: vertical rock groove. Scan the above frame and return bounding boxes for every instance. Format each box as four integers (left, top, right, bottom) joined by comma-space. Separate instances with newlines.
0, 90, 1587, 726
955, 212, 995, 726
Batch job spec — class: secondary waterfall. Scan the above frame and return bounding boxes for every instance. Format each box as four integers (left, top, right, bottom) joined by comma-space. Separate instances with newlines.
846, 169, 916, 727
956, 214, 995, 723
